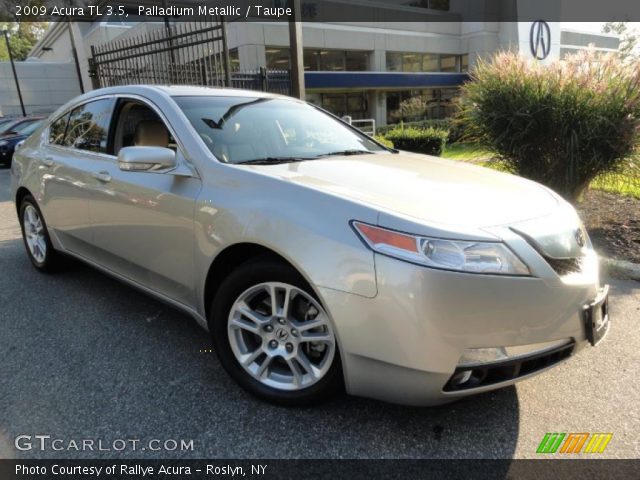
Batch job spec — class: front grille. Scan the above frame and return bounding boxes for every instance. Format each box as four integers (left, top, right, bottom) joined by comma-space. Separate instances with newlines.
544, 256, 584, 276
443, 342, 575, 392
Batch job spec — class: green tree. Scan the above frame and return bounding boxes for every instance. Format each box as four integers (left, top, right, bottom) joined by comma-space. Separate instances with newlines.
0, 22, 49, 61
459, 50, 640, 201
602, 22, 639, 62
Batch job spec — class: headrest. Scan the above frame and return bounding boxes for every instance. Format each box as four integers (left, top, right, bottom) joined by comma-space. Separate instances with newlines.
134, 120, 169, 147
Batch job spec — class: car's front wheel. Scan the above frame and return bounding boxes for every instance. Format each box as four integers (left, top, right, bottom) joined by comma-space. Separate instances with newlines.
211, 259, 343, 405
19, 195, 63, 272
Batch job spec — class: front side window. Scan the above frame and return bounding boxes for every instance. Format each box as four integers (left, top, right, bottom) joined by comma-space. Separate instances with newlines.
174, 96, 386, 164
49, 113, 70, 145
112, 100, 176, 155
64, 99, 114, 153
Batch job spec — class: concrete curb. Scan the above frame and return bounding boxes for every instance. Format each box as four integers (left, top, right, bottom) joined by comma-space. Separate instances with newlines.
601, 257, 640, 281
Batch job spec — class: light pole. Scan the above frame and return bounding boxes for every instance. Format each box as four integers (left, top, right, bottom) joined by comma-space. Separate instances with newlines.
1, 29, 26, 116
288, 0, 305, 100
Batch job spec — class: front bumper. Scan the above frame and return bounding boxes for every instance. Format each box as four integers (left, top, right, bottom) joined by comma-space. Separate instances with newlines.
319, 249, 600, 406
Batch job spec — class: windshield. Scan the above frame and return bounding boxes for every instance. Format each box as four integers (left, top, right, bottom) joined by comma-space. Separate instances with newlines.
174, 96, 387, 164
14, 120, 41, 135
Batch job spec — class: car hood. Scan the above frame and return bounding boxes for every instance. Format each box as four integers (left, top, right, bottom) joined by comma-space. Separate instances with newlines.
243, 153, 560, 229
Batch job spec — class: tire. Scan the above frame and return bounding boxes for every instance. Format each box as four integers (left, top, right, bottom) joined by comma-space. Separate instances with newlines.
18, 195, 65, 273
211, 258, 343, 406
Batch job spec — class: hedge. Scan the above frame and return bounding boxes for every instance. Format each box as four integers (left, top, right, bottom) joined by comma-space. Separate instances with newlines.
377, 118, 464, 143
373, 135, 394, 149
383, 127, 449, 156
459, 50, 640, 200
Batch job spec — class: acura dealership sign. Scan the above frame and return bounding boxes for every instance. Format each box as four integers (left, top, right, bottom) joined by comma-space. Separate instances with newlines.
530, 20, 551, 60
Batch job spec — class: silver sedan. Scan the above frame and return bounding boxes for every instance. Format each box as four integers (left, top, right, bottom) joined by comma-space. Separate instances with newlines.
10, 86, 609, 406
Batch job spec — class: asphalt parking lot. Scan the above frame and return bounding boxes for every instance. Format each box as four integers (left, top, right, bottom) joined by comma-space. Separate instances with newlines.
0, 168, 638, 460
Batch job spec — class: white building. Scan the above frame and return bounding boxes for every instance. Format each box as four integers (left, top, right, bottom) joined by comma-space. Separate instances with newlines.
25, 0, 619, 125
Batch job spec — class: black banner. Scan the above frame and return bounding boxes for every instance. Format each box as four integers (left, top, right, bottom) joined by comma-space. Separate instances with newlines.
1, 460, 639, 480
5, 0, 640, 22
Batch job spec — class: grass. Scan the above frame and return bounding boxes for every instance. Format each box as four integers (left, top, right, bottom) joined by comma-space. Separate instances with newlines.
442, 143, 640, 199
441, 143, 494, 162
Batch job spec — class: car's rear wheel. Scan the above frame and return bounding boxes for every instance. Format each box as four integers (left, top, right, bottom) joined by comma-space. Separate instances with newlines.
19, 195, 63, 272
211, 259, 343, 405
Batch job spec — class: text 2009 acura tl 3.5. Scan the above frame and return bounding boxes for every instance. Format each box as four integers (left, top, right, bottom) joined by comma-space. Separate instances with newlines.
11, 86, 609, 406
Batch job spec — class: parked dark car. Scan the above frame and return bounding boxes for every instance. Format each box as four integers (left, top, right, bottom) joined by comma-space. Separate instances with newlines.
0, 120, 43, 166
0, 117, 44, 137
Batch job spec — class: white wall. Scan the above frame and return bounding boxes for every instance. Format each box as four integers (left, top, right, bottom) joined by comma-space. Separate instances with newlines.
0, 61, 82, 117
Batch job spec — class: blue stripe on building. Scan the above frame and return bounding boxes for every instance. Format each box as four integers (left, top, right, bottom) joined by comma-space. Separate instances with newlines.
304, 72, 470, 89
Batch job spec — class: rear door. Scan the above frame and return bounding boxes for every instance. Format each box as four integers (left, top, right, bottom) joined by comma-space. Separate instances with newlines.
38, 98, 115, 255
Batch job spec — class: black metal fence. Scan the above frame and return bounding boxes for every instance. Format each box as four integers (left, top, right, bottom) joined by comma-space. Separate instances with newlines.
88, 20, 291, 95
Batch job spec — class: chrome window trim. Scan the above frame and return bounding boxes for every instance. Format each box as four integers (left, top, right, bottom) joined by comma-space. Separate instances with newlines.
111, 93, 200, 177
43, 95, 116, 158
42, 93, 198, 177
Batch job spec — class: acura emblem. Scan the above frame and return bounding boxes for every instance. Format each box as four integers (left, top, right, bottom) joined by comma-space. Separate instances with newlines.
530, 20, 551, 60
275, 328, 289, 341
575, 228, 586, 248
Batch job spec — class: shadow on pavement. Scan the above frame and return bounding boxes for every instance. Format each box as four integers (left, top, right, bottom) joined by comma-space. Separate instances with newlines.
0, 236, 519, 465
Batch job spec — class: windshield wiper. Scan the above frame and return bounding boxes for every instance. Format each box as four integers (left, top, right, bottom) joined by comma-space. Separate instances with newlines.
316, 150, 373, 157
235, 157, 316, 165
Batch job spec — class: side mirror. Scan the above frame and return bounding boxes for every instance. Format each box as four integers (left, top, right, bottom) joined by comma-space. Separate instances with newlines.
117, 146, 177, 172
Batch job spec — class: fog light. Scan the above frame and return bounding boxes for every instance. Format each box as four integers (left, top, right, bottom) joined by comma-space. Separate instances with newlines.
451, 370, 473, 386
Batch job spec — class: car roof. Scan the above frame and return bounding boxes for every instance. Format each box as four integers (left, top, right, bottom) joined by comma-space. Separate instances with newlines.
73, 84, 292, 104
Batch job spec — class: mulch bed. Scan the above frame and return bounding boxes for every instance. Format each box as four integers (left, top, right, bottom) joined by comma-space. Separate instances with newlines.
575, 190, 640, 264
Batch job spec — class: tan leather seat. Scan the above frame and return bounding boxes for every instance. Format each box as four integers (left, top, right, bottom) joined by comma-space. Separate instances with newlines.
134, 120, 169, 147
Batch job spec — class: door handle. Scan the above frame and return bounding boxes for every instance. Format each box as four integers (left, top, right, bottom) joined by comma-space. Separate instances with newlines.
42, 156, 54, 167
94, 171, 112, 183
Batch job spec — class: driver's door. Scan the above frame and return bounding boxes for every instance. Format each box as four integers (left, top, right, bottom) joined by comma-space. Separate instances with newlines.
86, 98, 202, 307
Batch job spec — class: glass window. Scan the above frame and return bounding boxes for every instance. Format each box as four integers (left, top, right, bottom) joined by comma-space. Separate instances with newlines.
64, 99, 114, 153
304, 49, 319, 71
422, 54, 439, 72
386, 88, 460, 123
321, 94, 347, 117
386, 52, 402, 72
265, 47, 290, 70
345, 51, 368, 71
440, 54, 458, 72
229, 48, 240, 72
48, 113, 70, 145
113, 101, 176, 155
15, 120, 42, 135
461, 54, 469, 72
402, 53, 421, 72
174, 96, 386, 164
320, 50, 345, 71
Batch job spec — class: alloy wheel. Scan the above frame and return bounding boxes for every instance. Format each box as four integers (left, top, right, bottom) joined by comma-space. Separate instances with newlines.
227, 282, 336, 391
23, 204, 47, 264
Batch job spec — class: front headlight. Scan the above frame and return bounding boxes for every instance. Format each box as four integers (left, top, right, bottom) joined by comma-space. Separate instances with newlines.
353, 221, 530, 276
0, 140, 8, 147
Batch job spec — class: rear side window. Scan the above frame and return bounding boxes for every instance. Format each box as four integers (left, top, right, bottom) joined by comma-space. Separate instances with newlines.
49, 113, 70, 145
64, 99, 114, 153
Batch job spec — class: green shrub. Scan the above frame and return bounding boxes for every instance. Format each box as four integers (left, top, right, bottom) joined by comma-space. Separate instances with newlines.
378, 118, 464, 143
373, 135, 394, 149
459, 50, 640, 200
384, 127, 449, 156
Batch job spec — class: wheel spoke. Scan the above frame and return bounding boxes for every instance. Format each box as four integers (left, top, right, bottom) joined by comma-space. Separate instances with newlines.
236, 303, 268, 326
240, 348, 263, 367
294, 314, 329, 332
230, 316, 261, 335
300, 331, 332, 343
255, 355, 273, 378
295, 351, 319, 379
286, 358, 304, 386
